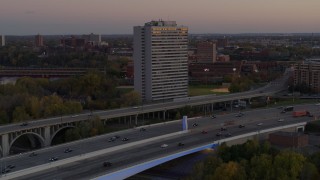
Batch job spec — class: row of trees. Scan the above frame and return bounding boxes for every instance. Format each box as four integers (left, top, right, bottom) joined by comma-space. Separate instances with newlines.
186, 140, 320, 180
0, 71, 140, 125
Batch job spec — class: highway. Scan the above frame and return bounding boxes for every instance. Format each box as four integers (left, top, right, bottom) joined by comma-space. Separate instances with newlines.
1, 103, 318, 179
0, 73, 288, 134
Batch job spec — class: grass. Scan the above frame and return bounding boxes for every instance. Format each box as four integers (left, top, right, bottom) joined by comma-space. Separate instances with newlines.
189, 85, 229, 96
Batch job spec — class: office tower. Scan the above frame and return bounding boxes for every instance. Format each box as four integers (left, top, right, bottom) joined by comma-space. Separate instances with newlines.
35, 34, 44, 47
1, 35, 5, 46
197, 41, 217, 63
82, 33, 101, 45
134, 20, 188, 102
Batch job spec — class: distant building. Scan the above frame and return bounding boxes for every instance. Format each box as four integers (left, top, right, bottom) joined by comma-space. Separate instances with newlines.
269, 131, 308, 148
134, 20, 188, 102
217, 54, 230, 62
196, 41, 217, 63
35, 34, 44, 47
0, 35, 5, 46
60, 36, 86, 48
294, 61, 320, 93
82, 33, 101, 45
217, 38, 228, 48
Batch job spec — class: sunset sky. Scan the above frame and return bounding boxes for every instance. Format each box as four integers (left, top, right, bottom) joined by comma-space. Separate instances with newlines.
1, 0, 320, 35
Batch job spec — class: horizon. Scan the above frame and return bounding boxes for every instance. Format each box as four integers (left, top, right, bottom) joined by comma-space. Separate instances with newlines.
1, 0, 320, 35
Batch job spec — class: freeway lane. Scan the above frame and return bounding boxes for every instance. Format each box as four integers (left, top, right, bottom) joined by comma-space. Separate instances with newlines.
1, 103, 318, 179
0, 74, 288, 134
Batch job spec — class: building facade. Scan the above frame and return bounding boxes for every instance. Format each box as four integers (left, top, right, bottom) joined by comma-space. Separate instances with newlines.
196, 41, 217, 63
35, 34, 44, 47
294, 61, 320, 92
1, 35, 5, 46
133, 20, 188, 102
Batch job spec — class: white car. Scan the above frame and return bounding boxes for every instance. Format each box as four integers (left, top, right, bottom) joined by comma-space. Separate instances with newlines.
257, 123, 263, 126
161, 144, 168, 148
277, 118, 284, 122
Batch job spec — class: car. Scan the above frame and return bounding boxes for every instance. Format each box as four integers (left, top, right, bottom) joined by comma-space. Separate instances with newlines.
108, 137, 116, 142
238, 124, 245, 128
122, 138, 129, 141
216, 132, 222, 137
201, 130, 208, 134
220, 127, 227, 131
20, 122, 28, 126
2, 168, 10, 173
281, 110, 286, 114
225, 133, 232, 137
132, 106, 139, 109
277, 118, 284, 122
140, 128, 146, 132
6, 165, 15, 169
103, 162, 112, 167
192, 123, 199, 127
29, 152, 37, 157
161, 144, 168, 148
257, 123, 263, 126
114, 135, 120, 139
49, 157, 58, 161
178, 143, 185, 147
64, 148, 73, 153
71, 115, 79, 118
211, 115, 216, 119
235, 114, 242, 117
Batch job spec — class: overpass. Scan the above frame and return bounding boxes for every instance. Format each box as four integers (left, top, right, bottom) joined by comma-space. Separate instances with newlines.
0, 103, 317, 179
0, 72, 291, 157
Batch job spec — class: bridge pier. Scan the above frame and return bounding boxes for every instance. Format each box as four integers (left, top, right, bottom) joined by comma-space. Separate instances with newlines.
1, 134, 9, 157
163, 110, 166, 121
44, 126, 51, 147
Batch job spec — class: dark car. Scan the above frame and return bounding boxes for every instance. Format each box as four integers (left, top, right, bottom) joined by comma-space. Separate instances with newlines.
192, 123, 199, 127
201, 130, 208, 134
49, 157, 58, 162
103, 162, 112, 167
220, 127, 227, 131
238, 125, 245, 128
122, 138, 129, 141
108, 136, 117, 142
2, 168, 10, 173
178, 142, 185, 146
29, 152, 37, 157
7, 165, 15, 169
216, 132, 222, 137
64, 148, 73, 153
225, 133, 232, 137
20, 122, 28, 126
211, 115, 216, 119
140, 128, 146, 132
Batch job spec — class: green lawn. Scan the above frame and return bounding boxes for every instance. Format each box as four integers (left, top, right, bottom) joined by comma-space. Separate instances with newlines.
188, 85, 229, 96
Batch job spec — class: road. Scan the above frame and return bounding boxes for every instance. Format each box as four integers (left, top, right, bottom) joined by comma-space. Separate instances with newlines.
0, 74, 288, 134
1, 103, 317, 179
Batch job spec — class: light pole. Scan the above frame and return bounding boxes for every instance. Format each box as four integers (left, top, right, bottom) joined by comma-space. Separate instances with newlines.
232, 68, 236, 82
204, 68, 210, 87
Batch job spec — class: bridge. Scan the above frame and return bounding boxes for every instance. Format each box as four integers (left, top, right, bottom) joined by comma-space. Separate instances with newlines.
0, 72, 291, 157
0, 103, 316, 179
0, 75, 288, 157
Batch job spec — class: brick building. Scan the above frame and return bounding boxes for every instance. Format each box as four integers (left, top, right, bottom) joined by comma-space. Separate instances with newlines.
269, 132, 308, 148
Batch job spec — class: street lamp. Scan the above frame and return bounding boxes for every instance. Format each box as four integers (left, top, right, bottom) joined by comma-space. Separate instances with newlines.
232, 68, 236, 82
204, 68, 210, 87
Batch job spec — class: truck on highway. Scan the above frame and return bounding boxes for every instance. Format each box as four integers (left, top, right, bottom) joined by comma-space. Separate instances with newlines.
292, 110, 312, 117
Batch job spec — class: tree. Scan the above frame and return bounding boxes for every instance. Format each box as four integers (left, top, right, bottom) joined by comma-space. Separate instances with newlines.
12, 106, 30, 122
212, 161, 246, 180
249, 154, 273, 180
273, 151, 306, 180
300, 162, 320, 180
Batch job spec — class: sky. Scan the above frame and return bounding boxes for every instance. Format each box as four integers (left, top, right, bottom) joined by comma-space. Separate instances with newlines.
1, 0, 320, 35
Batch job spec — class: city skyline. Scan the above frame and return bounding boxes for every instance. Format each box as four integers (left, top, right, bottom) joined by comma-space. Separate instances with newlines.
1, 0, 320, 35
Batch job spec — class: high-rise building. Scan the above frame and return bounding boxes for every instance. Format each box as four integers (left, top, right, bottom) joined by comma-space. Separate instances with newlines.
35, 34, 44, 47
134, 20, 188, 102
1, 35, 5, 46
82, 33, 101, 45
196, 41, 217, 63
